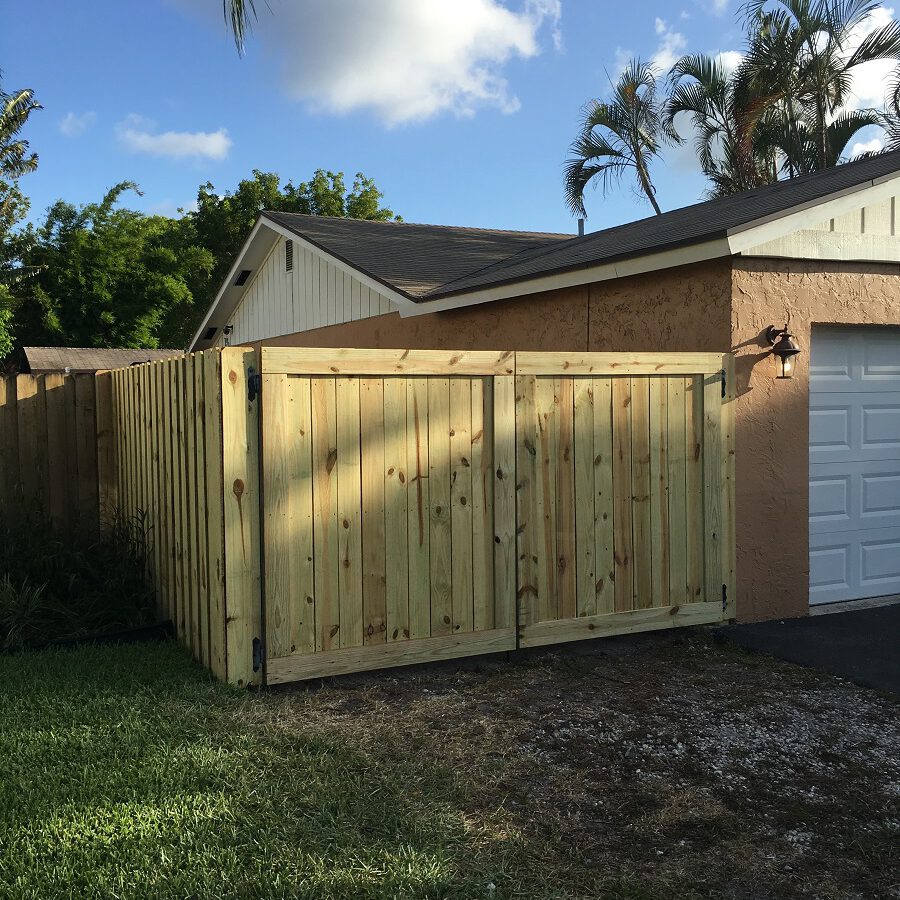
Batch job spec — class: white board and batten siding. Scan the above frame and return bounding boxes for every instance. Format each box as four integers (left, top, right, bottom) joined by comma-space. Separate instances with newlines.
222, 237, 396, 346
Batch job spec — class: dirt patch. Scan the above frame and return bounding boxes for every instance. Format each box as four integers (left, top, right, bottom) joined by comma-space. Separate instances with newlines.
247, 632, 900, 900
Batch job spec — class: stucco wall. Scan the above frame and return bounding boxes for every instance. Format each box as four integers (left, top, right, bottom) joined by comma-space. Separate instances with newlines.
251, 258, 733, 354
731, 258, 900, 622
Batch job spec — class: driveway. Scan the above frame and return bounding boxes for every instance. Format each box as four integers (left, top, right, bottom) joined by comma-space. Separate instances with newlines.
718, 601, 900, 695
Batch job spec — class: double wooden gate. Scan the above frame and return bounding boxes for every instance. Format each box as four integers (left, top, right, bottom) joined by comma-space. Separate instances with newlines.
257, 348, 734, 685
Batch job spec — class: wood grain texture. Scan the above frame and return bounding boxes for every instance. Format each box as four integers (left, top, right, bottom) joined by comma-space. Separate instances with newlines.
263, 347, 516, 376
221, 348, 262, 687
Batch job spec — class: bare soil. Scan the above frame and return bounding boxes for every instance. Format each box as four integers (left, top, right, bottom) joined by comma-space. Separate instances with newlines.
250, 631, 900, 900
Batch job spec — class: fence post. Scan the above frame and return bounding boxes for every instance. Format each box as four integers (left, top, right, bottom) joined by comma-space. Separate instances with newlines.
220, 346, 262, 687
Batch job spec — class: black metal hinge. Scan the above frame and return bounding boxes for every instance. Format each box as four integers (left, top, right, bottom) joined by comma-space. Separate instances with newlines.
247, 367, 261, 403
720, 368, 727, 399
252, 636, 264, 672
722, 584, 728, 613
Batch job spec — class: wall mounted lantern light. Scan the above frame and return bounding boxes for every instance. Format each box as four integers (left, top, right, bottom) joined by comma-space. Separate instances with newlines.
766, 324, 802, 379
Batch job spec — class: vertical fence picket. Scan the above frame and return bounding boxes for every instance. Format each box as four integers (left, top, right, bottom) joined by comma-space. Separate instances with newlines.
384, 376, 410, 641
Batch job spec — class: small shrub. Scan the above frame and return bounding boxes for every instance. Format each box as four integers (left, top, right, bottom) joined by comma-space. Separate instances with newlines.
0, 507, 156, 650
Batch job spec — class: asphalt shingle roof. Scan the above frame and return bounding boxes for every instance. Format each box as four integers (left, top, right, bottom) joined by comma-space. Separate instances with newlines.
265, 150, 900, 302
24, 347, 183, 374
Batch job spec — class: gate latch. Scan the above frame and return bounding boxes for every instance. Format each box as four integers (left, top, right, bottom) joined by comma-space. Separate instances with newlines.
247, 367, 261, 403
252, 637, 264, 672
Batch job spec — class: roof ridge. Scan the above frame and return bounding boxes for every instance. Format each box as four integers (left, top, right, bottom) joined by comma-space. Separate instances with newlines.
263, 210, 573, 239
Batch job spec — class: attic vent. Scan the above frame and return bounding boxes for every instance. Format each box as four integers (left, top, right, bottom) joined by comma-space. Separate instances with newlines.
285, 239, 294, 272
234, 269, 252, 287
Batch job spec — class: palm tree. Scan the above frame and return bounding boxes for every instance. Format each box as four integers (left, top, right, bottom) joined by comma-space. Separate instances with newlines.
741, 0, 900, 173
0, 81, 41, 181
666, 53, 780, 197
564, 59, 674, 218
224, 0, 256, 55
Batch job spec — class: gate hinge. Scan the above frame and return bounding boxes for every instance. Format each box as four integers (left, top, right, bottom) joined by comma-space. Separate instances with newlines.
720, 368, 727, 399
722, 583, 728, 613
252, 636, 264, 672
247, 367, 261, 403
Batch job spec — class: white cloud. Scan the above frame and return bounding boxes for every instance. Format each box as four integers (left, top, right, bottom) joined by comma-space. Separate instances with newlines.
850, 136, 885, 155
59, 111, 96, 138
845, 5, 897, 109
710, 0, 729, 13
716, 50, 744, 74
187, 0, 561, 125
651, 18, 687, 73
116, 115, 232, 160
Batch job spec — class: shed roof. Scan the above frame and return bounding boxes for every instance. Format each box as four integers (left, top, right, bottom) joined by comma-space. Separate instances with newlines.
265, 149, 900, 302
24, 347, 183, 374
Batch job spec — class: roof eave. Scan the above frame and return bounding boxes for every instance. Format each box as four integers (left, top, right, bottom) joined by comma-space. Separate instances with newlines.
189, 217, 277, 351
398, 236, 734, 316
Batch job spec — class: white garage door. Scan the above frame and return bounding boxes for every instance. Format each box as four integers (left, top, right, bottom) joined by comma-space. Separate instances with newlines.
809, 326, 900, 605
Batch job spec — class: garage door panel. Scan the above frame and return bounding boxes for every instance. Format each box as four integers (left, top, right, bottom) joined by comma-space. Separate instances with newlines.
810, 528, 900, 603
809, 403, 853, 459
811, 393, 900, 463
810, 327, 900, 605
809, 472, 851, 529
862, 400, 900, 451
809, 540, 852, 603
860, 536, 900, 590
861, 331, 900, 384
810, 460, 900, 534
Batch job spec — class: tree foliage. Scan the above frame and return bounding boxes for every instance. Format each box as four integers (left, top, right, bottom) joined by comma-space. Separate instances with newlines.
570, 0, 900, 211
0, 75, 41, 361
2, 168, 398, 361
189, 169, 398, 320
565, 60, 674, 217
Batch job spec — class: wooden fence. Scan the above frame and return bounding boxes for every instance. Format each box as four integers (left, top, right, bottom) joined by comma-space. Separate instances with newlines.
257, 348, 518, 683
514, 353, 735, 647
103, 349, 254, 684
0, 373, 102, 539
0, 347, 734, 687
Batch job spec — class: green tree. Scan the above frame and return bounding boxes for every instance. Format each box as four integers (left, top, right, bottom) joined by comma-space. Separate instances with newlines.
188, 168, 397, 314
743, 0, 900, 172
10, 183, 215, 351
0, 76, 41, 361
666, 54, 782, 198
669, 0, 900, 197
565, 59, 674, 218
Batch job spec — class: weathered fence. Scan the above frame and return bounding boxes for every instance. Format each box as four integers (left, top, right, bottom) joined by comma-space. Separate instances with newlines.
0, 347, 734, 687
0, 373, 102, 539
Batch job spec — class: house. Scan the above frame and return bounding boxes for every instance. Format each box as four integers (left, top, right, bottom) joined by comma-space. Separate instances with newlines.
24, 347, 182, 375
190, 151, 900, 623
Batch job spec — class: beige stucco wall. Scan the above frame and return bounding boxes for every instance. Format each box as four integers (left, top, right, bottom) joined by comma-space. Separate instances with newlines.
730, 258, 900, 621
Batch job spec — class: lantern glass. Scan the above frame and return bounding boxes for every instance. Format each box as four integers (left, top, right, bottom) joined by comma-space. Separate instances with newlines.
778, 354, 793, 379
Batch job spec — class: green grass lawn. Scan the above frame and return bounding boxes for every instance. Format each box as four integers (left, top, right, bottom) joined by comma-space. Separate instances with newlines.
0, 643, 536, 900
1, 636, 897, 900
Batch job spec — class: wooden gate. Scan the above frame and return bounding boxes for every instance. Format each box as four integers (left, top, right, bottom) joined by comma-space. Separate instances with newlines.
515, 352, 735, 647
258, 348, 518, 684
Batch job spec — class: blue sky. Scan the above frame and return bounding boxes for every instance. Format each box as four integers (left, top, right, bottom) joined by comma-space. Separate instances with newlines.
3, 0, 894, 235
